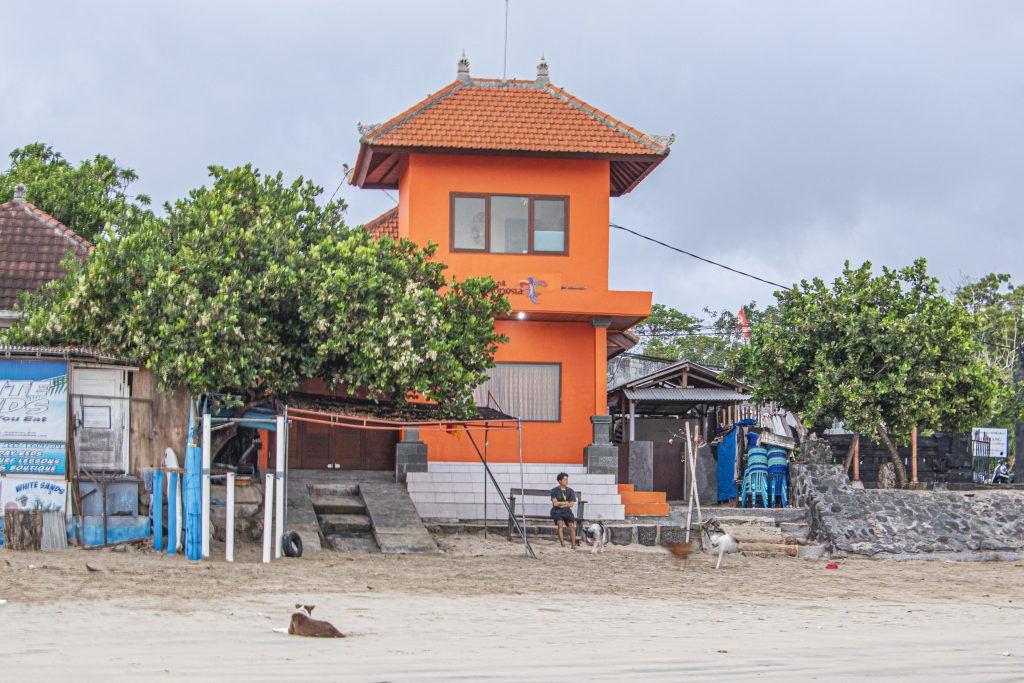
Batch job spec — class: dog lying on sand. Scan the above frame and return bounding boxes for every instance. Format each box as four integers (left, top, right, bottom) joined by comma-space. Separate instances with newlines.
274, 604, 346, 638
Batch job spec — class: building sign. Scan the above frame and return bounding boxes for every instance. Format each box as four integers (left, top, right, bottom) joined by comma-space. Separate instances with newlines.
494, 275, 561, 305
971, 428, 1008, 458
0, 475, 68, 512
0, 360, 68, 475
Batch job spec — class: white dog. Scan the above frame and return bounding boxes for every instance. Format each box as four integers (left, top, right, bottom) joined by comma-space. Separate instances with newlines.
585, 520, 609, 553
710, 533, 738, 570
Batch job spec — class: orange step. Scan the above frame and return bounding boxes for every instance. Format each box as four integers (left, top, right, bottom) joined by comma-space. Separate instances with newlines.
617, 483, 635, 493
624, 502, 670, 516
619, 490, 667, 504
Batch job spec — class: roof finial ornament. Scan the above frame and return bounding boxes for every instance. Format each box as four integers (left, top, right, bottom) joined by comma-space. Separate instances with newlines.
536, 54, 550, 85
457, 50, 471, 82
13, 184, 26, 202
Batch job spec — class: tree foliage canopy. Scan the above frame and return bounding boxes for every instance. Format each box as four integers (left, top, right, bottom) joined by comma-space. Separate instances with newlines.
740, 259, 998, 455
634, 302, 767, 369
954, 273, 1023, 431
0, 143, 152, 243
3, 164, 509, 417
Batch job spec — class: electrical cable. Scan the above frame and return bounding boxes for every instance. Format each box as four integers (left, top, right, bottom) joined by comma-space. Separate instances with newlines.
609, 222, 792, 290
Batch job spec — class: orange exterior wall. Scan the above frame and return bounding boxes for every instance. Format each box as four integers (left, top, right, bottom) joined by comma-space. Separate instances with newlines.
421, 320, 595, 463
397, 153, 649, 464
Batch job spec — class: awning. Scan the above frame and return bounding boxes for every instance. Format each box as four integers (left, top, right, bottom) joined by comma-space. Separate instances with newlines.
622, 387, 751, 403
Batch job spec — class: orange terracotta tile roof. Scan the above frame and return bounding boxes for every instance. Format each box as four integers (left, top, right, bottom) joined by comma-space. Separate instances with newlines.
363, 206, 399, 240
358, 78, 672, 157
0, 195, 92, 310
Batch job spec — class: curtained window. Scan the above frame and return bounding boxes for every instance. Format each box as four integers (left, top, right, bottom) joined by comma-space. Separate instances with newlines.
473, 363, 561, 422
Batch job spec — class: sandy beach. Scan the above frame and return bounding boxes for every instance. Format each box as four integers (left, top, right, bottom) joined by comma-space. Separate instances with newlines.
2, 535, 1022, 681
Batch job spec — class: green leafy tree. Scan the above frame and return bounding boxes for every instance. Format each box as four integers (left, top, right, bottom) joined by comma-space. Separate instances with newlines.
634, 302, 768, 369
0, 143, 151, 243
740, 259, 998, 487
3, 165, 509, 417
954, 273, 1023, 459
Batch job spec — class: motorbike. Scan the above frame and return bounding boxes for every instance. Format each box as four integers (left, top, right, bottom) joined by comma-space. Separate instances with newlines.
992, 462, 1013, 485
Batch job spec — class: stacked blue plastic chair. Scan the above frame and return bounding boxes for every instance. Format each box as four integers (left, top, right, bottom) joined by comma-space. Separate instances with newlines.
739, 447, 770, 508
766, 448, 790, 508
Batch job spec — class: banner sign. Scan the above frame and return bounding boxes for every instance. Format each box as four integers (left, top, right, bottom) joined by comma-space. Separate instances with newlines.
971, 428, 1008, 458
0, 360, 68, 474
0, 475, 68, 512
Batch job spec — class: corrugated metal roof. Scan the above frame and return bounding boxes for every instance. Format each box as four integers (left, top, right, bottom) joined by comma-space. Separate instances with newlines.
622, 387, 752, 403
0, 344, 129, 364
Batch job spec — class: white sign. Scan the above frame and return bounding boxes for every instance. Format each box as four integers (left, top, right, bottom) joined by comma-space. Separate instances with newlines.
0, 475, 68, 512
971, 428, 1008, 458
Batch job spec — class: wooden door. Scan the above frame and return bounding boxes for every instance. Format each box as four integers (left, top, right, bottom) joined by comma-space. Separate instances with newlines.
290, 420, 331, 469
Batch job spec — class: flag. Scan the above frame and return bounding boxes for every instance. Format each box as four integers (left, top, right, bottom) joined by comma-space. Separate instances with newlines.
736, 308, 750, 340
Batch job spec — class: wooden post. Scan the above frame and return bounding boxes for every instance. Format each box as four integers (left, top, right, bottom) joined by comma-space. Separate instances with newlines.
911, 426, 918, 484
852, 434, 860, 482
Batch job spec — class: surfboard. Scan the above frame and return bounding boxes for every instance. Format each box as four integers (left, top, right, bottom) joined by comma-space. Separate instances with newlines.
165, 447, 183, 552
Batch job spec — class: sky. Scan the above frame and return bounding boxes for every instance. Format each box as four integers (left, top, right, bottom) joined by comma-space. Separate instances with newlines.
3, 1, 1022, 317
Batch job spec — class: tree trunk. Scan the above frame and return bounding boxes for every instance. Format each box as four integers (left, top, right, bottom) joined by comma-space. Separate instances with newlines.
875, 426, 909, 488
842, 433, 858, 473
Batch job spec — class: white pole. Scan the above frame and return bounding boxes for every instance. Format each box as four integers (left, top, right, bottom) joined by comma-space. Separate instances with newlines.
262, 472, 274, 564
225, 472, 235, 563
274, 415, 286, 559
201, 412, 212, 559
518, 418, 527, 555
629, 400, 636, 441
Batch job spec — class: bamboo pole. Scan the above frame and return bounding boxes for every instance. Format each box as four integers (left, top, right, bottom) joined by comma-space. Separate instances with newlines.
911, 426, 919, 484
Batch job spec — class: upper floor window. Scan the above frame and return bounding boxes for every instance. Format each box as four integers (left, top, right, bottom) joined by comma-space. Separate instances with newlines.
451, 193, 567, 254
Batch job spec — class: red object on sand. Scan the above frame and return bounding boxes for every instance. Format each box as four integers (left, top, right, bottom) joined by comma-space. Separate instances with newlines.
825, 563, 839, 569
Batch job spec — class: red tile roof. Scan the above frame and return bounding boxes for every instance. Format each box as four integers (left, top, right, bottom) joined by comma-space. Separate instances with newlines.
360, 79, 671, 156
363, 206, 399, 240
0, 198, 92, 310
352, 74, 673, 196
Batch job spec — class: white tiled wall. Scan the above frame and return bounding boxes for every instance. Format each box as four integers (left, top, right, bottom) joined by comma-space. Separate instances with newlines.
407, 462, 625, 520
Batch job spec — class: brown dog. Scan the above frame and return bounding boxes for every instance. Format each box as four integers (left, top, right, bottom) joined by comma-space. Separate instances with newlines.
666, 541, 695, 564
288, 604, 346, 638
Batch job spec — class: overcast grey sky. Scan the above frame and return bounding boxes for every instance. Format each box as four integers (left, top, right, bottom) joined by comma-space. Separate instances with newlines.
4, 1, 1021, 316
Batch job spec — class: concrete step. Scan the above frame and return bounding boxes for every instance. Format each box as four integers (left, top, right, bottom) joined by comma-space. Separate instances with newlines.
620, 491, 667, 504
739, 542, 798, 557
327, 535, 380, 553
311, 494, 367, 515
624, 502, 670, 516
318, 513, 373, 534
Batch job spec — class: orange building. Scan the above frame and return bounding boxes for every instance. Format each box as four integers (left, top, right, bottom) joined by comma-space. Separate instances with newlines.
352, 57, 670, 517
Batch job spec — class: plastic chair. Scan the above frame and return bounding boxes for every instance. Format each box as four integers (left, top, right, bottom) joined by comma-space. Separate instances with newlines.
766, 448, 789, 508
739, 447, 769, 508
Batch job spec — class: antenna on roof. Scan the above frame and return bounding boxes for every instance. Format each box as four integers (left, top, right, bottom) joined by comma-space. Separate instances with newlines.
502, 0, 510, 82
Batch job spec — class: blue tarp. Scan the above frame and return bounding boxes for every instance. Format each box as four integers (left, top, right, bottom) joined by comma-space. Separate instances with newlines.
717, 429, 738, 502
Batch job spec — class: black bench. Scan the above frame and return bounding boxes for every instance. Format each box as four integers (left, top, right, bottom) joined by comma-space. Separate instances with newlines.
506, 488, 587, 545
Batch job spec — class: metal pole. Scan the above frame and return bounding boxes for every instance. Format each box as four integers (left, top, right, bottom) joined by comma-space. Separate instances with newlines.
262, 472, 274, 564
275, 415, 286, 558
201, 412, 212, 559
518, 418, 527, 556
226, 472, 235, 563
483, 424, 489, 539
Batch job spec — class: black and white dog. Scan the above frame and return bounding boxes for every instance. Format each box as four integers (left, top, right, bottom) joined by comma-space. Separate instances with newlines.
585, 519, 609, 553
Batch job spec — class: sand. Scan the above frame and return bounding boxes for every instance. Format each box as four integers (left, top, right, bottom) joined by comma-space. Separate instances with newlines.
2, 535, 1023, 681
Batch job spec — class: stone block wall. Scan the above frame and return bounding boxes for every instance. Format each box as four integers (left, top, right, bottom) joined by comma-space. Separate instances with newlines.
792, 463, 1024, 559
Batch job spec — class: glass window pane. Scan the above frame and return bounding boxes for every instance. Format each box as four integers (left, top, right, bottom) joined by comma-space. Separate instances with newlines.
489, 196, 529, 254
533, 199, 566, 252
453, 196, 486, 250
473, 363, 561, 421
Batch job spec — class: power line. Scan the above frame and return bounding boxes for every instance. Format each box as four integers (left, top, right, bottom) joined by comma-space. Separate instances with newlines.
609, 222, 792, 291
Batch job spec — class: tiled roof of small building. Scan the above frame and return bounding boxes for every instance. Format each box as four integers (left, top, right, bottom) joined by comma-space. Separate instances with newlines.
0, 188, 92, 310
352, 57, 673, 196
363, 207, 399, 240
359, 78, 671, 157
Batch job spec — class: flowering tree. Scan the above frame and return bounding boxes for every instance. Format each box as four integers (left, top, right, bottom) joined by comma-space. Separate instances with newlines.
3, 165, 508, 417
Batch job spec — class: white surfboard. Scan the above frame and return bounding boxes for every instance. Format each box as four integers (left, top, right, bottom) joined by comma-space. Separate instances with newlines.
164, 447, 183, 553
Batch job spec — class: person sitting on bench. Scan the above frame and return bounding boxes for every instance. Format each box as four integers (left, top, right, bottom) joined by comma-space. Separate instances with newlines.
550, 472, 577, 549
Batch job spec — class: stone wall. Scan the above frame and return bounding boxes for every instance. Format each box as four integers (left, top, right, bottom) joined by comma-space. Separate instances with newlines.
792, 463, 1024, 560
821, 432, 973, 485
